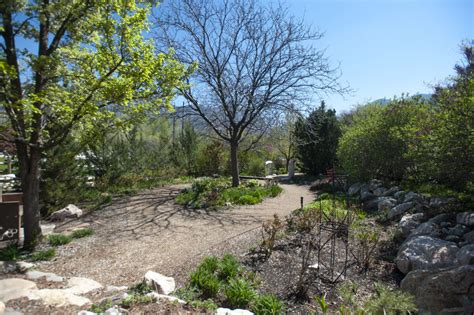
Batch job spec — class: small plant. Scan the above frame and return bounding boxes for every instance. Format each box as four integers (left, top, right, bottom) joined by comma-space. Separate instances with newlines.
350, 223, 379, 271
120, 294, 154, 308
0, 244, 22, 261
190, 268, 221, 299
251, 294, 285, 315
218, 253, 241, 280
225, 278, 256, 308
315, 295, 329, 314
30, 248, 56, 261
338, 281, 359, 310
128, 281, 153, 295
261, 214, 284, 258
89, 299, 113, 313
47, 234, 72, 246
363, 282, 417, 314
71, 228, 94, 239
190, 298, 219, 311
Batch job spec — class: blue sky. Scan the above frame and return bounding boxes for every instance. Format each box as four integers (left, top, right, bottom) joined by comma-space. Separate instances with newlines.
277, 0, 473, 113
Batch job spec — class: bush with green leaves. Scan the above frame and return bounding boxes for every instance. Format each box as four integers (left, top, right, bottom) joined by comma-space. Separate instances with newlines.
0, 244, 22, 261
71, 228, 94, 239
225, 278, 257, 308
30, 248, 56, 261
363, 282, 417, 314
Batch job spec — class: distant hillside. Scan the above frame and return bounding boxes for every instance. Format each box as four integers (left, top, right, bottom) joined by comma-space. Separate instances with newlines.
371, 94, 432, 105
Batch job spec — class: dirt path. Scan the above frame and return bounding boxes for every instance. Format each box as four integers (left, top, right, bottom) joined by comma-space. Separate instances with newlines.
39, 184, 314, 287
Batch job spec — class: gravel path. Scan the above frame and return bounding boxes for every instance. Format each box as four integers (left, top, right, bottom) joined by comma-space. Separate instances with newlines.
39, 183, 314, 287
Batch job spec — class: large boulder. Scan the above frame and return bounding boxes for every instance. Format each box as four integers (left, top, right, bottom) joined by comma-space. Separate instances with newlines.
360, 189, 375, 202
65, 277, 102, 295
403, 192, 423, 204
382, 186, 400, 197
399, 213, 424, 237
28, 289, 91, 307
387, 202, 414, 220
401, 265, 474, 314
0, 278, 37, 302
373, 187, 386, 197
410, 222, 441, 238
368, 179, 383, 191
26, 270, 64, 282
50, 204, 83, 221
144, 271, 175, 295
457, 212, 474, 227
395, 236, 459, 274
377, 197, 397, 212
348, 182, 363, 196
456, 244, 474, 265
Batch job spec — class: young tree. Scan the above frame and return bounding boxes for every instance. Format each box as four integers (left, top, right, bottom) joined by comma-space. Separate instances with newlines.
295, 102, 341, 176
155, 0, 345, 186
0, 0, 190, 247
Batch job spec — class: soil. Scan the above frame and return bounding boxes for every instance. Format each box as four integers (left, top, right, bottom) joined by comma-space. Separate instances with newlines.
38, 183, 315, 288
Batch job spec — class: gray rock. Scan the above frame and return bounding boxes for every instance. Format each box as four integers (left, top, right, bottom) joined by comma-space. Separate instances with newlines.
368, 179, 383, 191
360, 190, 375, 202
377, 197, 397, 212
428, 212, 455, 225
216, 308, 254, 315
383, 186, 400, 197
388, 202, 414, 220
399, 213, 424, 237
65, 277, 102, 295
144, 271, 175, 295
463, 230, 474, 243
0, 278, 37, 302
456, 212, 474, 226
362, 197, 384, 212
410, 222, 441, 238
401, 265, 474, 314
348, 182, 363, 196
0, 261, 19, 274
146, 292, 186, 304
393, 190, 406, 200
445, 235, 460, 243
456, 244, 474, 265
396, 236, 459, 274
373, 187, 387, 197
404, 191, 423, 203
26, 270, 64, 282
447, 224, 468, 237
28, 289, 91, 307
440, 221, 451, 228
50, 204, 83, 221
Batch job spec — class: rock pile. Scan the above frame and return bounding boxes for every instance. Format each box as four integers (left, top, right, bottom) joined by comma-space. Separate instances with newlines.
349, 180, 474, 314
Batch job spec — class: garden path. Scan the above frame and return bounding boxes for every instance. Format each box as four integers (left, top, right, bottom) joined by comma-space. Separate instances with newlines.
39, 183, 314, 287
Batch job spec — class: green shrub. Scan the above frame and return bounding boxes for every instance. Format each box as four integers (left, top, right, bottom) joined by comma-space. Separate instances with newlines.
89, 299, 113, 313
0, 244, 22, 261
190, 298, 219, 311
31, 248, 56, 261
251, 294, 285, 315
47, 234, 72, 246
237, 195, 261, 205
70, 228, 94, 239
218, 254, 241, 281
128, 281, 153, 295
190, 269, 221, 299
363, 282, 417, 314
225, 278, 256, 308
121, 294, 154, 308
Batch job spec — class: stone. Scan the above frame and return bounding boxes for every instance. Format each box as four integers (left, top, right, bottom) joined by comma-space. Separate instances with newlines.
144, 271, 175, 295
28, 289, 91, 307
428, 212, 455, 225
399, 213, 424, 237
393, 190, 406, 200
368, 179, 383, 191
402, 265, 474, 314
463, 230, 474, 243
104, 306, 123, 314
447, 224, 468, 237
146, 292, 186, 304
0, 261, 18, 274
362, 197, 382, 212
440, 221, 451, 228
360, 190, 375, 202
105, 285, 128, 292
403, 192, 423, 203
348, 182, 363, 196
26, 270, 64, 282
77, 311, 96, 315
395, 236, 459, 274
373, 187, 386, 197
456, 212, 474, 226
0, 301, 4, 314
382, 186, 400, 197
410, 222, 441, 238
65, 277, 102, 295
456, 244, 474, 265
40, 223, 56, 236
387, 202, 414, 220
377, 197, 397, 212
216, 308, 254, 315
16, 261, 35, 272
50, 204, 83, 221
445, 235, 460, 243
0, 278, 37, 302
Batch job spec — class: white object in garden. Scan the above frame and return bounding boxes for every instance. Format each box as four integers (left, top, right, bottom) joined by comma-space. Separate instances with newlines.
144, 271, 175, 295
265, 161, 273, 176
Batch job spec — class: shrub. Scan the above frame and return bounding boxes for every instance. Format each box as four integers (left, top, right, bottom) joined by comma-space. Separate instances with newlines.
218, 254, 241, 281
190, 298, 219, 311
190, 268, 221, 299
71, 228, 94, 239
89, 299, 113, 313
225, 278, 256, 308
350, 223, 380, 271
31, 248, 56, 261
48, 234, 72, 246
251, 294, 285, 315
237, 195, 261, 205
121, 294, 154, 308
261, 214, 284, 258
363, 282, 417, 314
0, 244, 22, 261
128, 281, 153, 295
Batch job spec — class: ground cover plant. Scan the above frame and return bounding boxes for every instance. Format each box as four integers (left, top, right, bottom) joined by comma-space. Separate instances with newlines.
175, 254, 285, 314
176, 178, 283, 209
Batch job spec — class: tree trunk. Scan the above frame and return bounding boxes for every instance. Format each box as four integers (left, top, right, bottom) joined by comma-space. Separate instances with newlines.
230, 141, 240, 187
17, 145, 42, 249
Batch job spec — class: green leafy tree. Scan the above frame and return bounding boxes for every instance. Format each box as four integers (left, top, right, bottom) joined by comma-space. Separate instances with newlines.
0, 0, 191, 247
295, 102, 341, 176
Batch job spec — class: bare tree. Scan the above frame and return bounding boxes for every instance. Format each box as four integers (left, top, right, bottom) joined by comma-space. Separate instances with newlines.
155, 0, 345, 186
